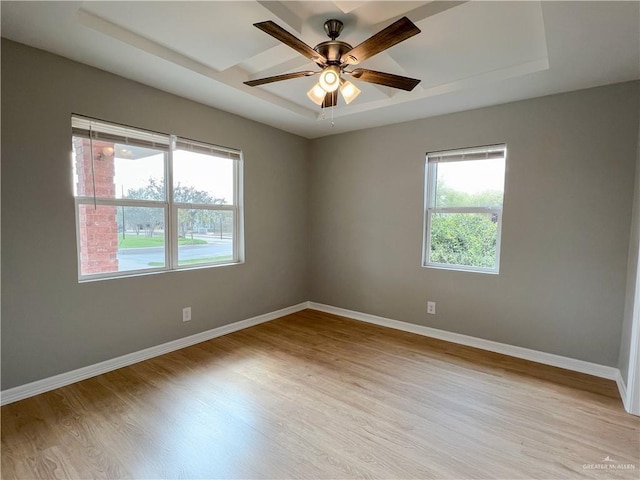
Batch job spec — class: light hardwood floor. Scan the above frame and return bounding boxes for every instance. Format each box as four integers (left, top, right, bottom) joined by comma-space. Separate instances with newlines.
2, 309, 639, 479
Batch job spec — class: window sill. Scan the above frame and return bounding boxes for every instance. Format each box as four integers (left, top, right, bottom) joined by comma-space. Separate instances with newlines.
78, 260, 245, 283
422, 263, 499, 275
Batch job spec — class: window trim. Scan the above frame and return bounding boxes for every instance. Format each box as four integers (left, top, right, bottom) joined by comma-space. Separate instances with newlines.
422, 144, 506, 274
72, 115, 244, 282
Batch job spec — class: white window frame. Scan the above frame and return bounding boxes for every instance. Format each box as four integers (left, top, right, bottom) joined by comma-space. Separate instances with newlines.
72, 115, 244, 282
422, 144, 506, 274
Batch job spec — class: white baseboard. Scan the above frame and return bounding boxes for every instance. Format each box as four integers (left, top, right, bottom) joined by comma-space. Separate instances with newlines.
1, 300, 624, 408
0, 302, 308, 406
307, 302, 620, 381
616, 370, 630, 412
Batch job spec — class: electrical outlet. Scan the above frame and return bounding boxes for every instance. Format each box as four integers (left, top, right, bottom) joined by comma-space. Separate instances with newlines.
427, 301, 436, 315
182, 307, 192, 322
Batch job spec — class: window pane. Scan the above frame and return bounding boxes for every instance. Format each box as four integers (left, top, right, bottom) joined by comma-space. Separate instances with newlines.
177, 209, 234, 266
115, 145, 166, 200
429, 212, 498, 269
72, 137, 166, 200
434, 158, 505, 208
77, 204, 166, 276
72, 116, 243, 281
173, 149, 234, 205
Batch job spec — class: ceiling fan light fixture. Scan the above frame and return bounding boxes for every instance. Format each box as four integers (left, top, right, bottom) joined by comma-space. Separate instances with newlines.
307, 83, 326, 106
319, 66, 340, 93
339, 80, 361, 104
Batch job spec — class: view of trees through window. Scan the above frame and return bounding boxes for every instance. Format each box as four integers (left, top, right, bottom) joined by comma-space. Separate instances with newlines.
72, 116, 241, 279
425, 146, 506, 273
429, 183, 501, 268
124, 177, 231, 240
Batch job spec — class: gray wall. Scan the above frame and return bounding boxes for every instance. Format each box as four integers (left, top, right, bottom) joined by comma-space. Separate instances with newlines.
309, 81, 639, 367
1, 40, 309, 390
3, 39, 639, 391
619, 122, 640, 383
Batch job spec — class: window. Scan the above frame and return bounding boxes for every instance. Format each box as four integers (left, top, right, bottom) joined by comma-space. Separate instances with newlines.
423, 144, 506, 274
71, 115, 243, 281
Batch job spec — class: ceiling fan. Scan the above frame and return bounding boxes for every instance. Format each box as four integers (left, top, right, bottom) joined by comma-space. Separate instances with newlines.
244, 17, 422, 108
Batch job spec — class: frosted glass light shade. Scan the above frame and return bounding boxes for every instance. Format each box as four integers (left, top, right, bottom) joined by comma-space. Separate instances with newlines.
339, 80, 361, 104
307, 83, 326, 106
319, 66, 340, 93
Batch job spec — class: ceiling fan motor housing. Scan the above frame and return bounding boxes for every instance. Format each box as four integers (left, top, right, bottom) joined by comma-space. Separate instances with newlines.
315, 19, 352, 67
314, 41, 352, 66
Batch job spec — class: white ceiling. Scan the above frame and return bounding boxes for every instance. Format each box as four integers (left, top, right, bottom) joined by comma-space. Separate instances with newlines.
2, 1, 638, 139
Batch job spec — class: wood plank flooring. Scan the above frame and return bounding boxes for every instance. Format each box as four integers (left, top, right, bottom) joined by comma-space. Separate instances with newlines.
2, 309, 638, 479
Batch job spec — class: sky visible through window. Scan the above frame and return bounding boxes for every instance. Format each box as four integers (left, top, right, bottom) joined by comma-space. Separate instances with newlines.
437, 158, 505, 194
113, 150, 233, 202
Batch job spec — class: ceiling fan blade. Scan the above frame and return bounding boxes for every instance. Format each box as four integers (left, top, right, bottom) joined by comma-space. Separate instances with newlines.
340, 17, 420, 65
349, 68, 421, 91
254, 21, 327, 65
321, 90, 338, 108
244, 71, 316, 87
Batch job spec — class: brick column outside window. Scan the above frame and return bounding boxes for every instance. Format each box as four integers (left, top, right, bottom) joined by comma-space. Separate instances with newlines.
74, 138, 119, 274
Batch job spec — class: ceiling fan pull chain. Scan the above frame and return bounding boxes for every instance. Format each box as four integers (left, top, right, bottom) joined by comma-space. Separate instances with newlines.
331, 104, 334, 127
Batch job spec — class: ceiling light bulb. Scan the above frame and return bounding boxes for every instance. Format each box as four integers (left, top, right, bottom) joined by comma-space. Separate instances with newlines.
319, 66, 340, 93
339, 80, 361, 104
307, 83, 326, 106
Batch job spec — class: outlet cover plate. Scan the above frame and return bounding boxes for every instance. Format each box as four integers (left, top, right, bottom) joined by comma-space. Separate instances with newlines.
427, 301, 436, 315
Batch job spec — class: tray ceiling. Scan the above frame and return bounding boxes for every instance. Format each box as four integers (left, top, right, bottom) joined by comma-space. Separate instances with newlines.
2, 1, 638, 139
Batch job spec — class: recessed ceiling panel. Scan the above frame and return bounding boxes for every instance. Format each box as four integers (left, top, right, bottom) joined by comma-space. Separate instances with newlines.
344, 1, 431, 25
239, 45, 302, 76
81, 1, 280, 71
391, 1, 548, 89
